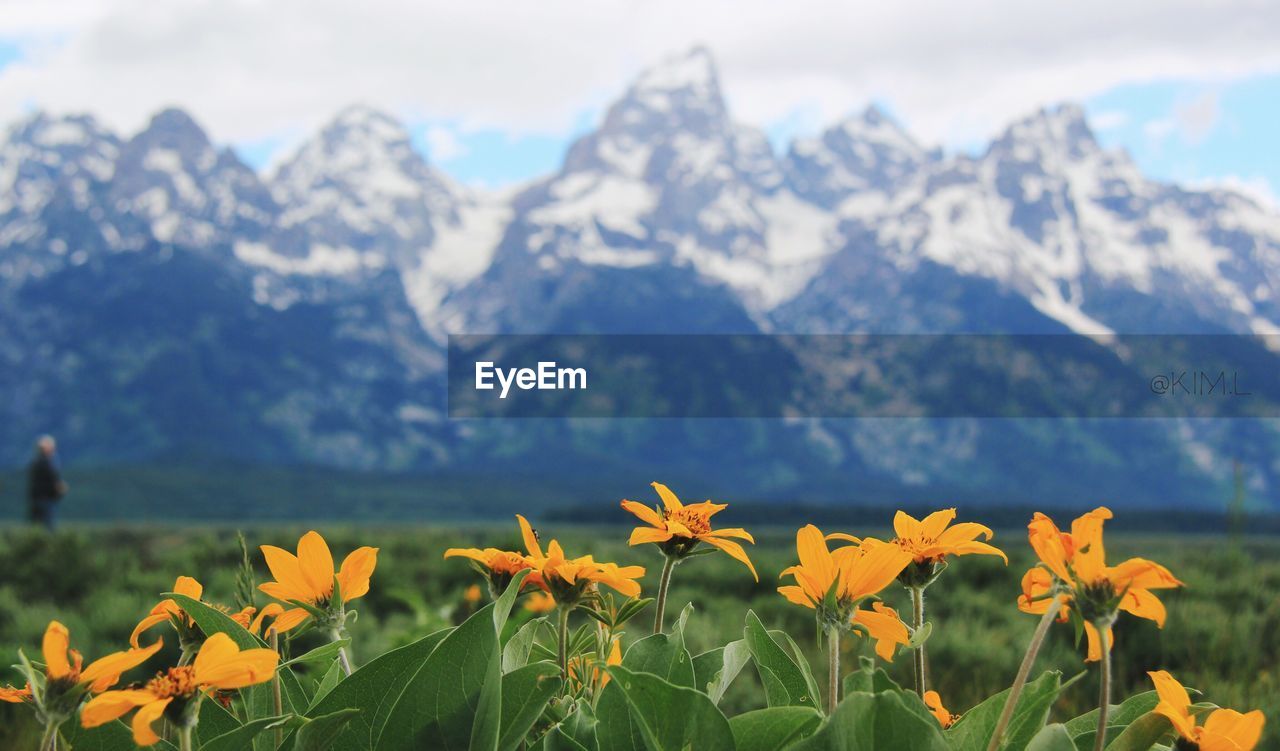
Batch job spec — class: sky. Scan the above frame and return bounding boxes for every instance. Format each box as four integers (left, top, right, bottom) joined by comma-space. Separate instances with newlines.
1, 1, 1278, 204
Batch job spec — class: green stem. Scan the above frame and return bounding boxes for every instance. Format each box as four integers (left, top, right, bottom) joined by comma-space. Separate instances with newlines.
1094, 625, 1112, 751
826, 627, 841, 715
987, 595, 1062, 751
39, 721, 58, 751
270, 628, 284, 746
652, 556, 676, 635
557, 606, 572, 686
178, 726, 193, 751
329, 628, 353, 676
911, 585, 927, 696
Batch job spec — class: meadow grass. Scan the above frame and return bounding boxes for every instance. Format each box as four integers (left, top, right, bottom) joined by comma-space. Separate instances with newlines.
0, 524, 1276, 748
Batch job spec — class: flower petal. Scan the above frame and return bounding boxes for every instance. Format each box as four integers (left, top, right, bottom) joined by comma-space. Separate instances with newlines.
893, 510, 920, 540
620, 500, 663, 528
42, 621, 72, 680
81, 689, 156, 728
517, 515, 544, 559
707, 527, 755, 543
1119, 588, 1167, 627
628, 526, 674, 545
297, 531, 336, 601
650, 481, 684, 512
337, 546, 379, 602
1201, 708, 1265, 751
935, 522, 994, 545
81, 638, 164, 693
702, 536, 758, 581
172, 576, 203, 600
918, 509, 957, 540
131, 697, 172, 746
851, 602, 909, 662
260, 545, 311, 603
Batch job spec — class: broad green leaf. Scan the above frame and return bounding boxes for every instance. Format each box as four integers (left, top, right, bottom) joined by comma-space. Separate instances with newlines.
692, 639, 750, 705
196, 695, 245, 745
730, 706, 823, 751
536, 727, 592, 751
62, 722, 178, 751
1027, 724, 1077, 751
502, 617, 544, 673
200, 715, 293, 751
1103, 713, 1174, 751
843, 656, 906, 697
788, 690, 950, 750
378, 571, 526, 751
602, 665, 735, 751
285, 627, 449, 751
619, 628, 694, 688
295, 708, 364, 751
946, 671, 1067, 751
744, 610, 821, 710
282, 639, 352, 669
1064, 691, 1160, 740
497, 662, 563, 751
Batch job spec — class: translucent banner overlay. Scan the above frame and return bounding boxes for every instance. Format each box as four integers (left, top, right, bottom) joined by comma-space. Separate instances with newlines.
447, 334, 1280, 418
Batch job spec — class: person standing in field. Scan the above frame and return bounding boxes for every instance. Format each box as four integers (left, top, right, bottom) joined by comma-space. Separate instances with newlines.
27, 435, 68, 531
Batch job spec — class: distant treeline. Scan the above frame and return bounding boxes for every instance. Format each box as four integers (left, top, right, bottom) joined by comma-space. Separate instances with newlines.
545, 502, 1280, 536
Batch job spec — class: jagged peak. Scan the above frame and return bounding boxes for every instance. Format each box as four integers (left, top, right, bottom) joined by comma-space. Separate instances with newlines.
832, 104, 923, 155
994, 101, 1097, 157
631, 45, 719, 95
322, 104, 410, 143
6, 110, 117, 150
137, 107, 212, 145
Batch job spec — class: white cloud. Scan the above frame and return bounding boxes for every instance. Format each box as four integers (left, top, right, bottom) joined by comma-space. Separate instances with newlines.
422, 125, 467, 162
0, 0, 1278, 154
1089, 110, 1129, 131
1174, 90, 1220, 144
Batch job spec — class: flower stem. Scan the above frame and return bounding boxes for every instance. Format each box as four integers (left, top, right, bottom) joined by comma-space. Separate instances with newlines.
652, 555, 676, 635
1093, 626, 1112, 751
270, 628, 284, 746
178, 726, 193, 751
557, 606, 572, 685
986, 595, 1062, 751
911, 585, 927, 696
826, 627, 841, 715
39, 721, 58, 751
329, 627, 353, 676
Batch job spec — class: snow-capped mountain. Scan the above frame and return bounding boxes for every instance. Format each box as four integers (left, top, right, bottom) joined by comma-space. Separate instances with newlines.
1, 46, 1278, 508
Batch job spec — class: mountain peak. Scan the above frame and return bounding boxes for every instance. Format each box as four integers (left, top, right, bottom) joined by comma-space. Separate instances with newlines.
323, 104, 409, 144
140, 107, 212, 147
993, 102, 1097, 160
631, 46, 719, 95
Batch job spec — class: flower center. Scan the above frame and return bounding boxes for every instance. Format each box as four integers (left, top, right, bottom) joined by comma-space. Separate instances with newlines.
146, 667, 199, 700
666, 508, 711, 537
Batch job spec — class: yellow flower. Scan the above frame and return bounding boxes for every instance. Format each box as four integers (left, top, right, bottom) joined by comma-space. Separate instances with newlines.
82, 633, 279, 746
131, 576, 283, 647
1017, 508, 1182, 661
443, 545, 536, 595
36, 621, 163, 695
621, 482, 757, 580
1149, 670, 1265, 751
259, 531, 378, 633
523, 591, 557, 614
517, 515, 645, 604
777, 526, 914, 660
893, 508, 1007, 565
924, 690, 958, 728
0, 683, 32, 703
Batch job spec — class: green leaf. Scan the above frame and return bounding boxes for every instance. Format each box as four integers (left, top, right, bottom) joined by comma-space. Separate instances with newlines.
62, 722, 178, 751
744, 610, 821, 710
497, 662, 563, 751
295, 708, 364, 751
601, 665, 735, 751
200, 715, 294, 751
842, 656, 905, 697
308, 660, 347, 713
787, 690, 950, 750
377, 571, 526, 751
1064, 691, 1160, 741
535, 727, 592, 751
1102, 712, 1174, 751
617, 624, 694, 688
1027, 724, 1077, 751
729, 706, 823, 751
946, 671, 1067, 751
285, 627, 449, 751
502, 617, 544, 673
282, 640, 352, 669
692, 639, 750, 705
196, 695, 245, 745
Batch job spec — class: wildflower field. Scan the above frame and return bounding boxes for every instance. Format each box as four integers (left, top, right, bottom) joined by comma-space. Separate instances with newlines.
0, 492, 1275, 750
